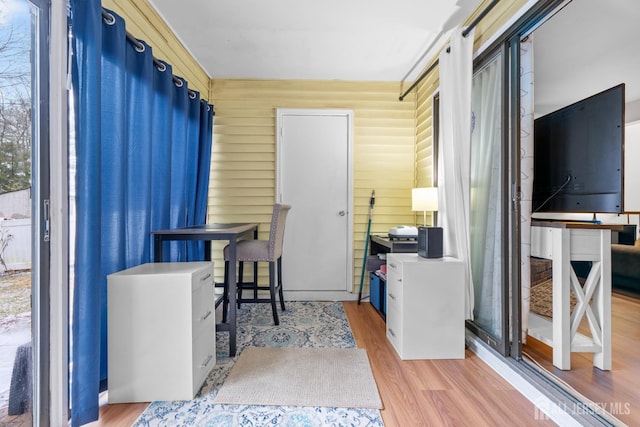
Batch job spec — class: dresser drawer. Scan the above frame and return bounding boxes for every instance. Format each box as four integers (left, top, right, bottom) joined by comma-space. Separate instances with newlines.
386, 307, 402, 352
192, 267, 214, 292
386, 258, 403, 278
192, 325, 215, 392
192, 278, 214, 330
386, 277, 403, 306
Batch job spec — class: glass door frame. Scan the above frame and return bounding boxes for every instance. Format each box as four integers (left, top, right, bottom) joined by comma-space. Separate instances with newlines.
453, 0, 625, 423
29, 0, 51, 424
458, 0, 574, 360
48, 0, 70, 425
464, 42, 511, 357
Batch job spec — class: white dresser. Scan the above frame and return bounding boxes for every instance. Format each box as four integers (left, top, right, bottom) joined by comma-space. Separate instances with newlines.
107, 262, 216, 403
386, 254, 465, 360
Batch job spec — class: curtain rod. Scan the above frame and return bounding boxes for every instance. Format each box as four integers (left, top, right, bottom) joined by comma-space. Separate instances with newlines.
100, 9, 209, 104
398, 0, 500, 101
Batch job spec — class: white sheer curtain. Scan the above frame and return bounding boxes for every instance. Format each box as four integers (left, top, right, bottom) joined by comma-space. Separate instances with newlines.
470, 52, 503, 336
437, 28, 475, 319
520, 36, 535, 340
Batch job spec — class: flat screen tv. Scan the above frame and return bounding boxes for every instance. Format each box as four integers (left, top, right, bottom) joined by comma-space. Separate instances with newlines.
532, 83, 625, 214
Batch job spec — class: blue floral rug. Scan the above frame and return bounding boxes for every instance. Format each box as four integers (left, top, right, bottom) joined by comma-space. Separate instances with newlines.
133, 301, 384, 426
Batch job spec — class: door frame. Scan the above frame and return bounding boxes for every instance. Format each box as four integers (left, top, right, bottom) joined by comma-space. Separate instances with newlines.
26, 0, 54, 424
49, 0, 69, 424
275, 108, 354, 295
464, 45, 511, 357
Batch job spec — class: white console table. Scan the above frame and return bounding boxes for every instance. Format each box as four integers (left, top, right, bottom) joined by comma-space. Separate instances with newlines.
529, 221, 621, 371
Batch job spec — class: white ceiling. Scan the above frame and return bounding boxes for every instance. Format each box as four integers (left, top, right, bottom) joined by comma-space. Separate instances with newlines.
148, 0, 639, 118
148, 0, 483, 81
533, 0, 640, 115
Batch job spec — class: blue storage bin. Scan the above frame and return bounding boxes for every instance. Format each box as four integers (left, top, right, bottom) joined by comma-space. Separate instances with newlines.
370, 273, 386, 316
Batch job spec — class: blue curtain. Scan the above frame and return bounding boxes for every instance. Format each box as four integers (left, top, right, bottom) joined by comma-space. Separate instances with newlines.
70, 0, 102, 425
70, 2, 214, 424
193, 103, 214, 259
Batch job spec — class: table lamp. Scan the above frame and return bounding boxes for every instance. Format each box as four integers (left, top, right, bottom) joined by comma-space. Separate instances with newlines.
411, 187, 443, 258
412, 187, 438, 227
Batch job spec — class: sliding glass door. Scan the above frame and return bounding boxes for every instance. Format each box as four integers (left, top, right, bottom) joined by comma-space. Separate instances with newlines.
467, 48, 509, 354
0, 0, 50, 424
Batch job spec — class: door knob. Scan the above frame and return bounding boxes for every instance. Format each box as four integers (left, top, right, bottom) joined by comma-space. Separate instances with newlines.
338, 210, 346, 216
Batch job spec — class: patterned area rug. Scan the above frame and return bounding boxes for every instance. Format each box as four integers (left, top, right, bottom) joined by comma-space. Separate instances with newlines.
529, 279, 577, 319
133, 301, 384, 426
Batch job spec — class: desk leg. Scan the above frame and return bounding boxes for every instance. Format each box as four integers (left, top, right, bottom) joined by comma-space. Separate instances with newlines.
253, 228, 258, 301
154, 236, 163, 262
552, 228, 571, 370
204, 241, 211, 262
593, 231, 612, 370
228, 238, 237, 357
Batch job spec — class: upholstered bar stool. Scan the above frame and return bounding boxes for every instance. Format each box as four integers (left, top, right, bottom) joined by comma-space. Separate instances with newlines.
222, 203, 291, 325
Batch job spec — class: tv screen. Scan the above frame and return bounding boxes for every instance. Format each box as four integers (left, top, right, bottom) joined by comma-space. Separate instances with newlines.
532, 84, 625, 214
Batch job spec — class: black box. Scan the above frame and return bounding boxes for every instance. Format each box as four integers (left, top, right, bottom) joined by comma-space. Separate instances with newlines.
417, 226, 443, 258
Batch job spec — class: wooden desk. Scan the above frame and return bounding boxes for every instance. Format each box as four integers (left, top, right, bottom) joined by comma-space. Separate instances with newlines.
529, 221, 622, 370
152, 223, 259, 357
370, 235, 417, 255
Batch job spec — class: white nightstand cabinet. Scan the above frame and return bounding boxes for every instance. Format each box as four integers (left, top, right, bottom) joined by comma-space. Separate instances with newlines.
107, 262, 216, 403
386, 254, 465, 360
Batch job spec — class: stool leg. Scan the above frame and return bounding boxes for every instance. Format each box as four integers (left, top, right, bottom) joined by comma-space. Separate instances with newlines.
277, 256, 285, 311
253, 261, 258, 301
222, 261, 229, 323
269, 261, 279, 325
237, 261, 244, 308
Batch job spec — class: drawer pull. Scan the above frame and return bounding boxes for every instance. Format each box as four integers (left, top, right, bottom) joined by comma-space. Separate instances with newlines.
398, 278, 402, 282
201, 354, 213, 368
201, 310, 212, 321
201, 273, 212, 282
389, 263, 397, 269
388, 293, 396, 300
388, 328, 396, 337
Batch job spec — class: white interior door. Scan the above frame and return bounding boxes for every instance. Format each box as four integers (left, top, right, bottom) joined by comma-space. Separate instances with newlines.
276, 109, 353, 296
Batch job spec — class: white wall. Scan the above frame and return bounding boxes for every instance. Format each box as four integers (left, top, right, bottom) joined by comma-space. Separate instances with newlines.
625, 121, 640, 213
626, 99, 640, 123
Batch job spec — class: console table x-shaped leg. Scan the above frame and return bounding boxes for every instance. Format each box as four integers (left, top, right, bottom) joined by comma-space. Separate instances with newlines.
532, 224, 611, 371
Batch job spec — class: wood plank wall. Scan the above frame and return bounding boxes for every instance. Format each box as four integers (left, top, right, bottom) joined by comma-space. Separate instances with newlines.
413, 0, 530, 212
101, 0, 210, 96
209, 79, 416, 288
96, 0, 533, 291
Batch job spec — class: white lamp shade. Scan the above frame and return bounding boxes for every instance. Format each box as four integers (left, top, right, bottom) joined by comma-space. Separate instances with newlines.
412, 187, 438, 212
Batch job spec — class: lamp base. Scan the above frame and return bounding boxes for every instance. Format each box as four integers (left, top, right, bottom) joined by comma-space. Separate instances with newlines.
417, 226, 443, 258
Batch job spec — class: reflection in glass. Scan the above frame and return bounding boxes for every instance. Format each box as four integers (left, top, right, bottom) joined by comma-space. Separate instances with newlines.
470, 52, 504, 338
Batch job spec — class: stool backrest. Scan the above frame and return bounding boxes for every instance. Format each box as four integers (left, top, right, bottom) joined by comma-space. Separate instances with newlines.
269, 203, 292, 260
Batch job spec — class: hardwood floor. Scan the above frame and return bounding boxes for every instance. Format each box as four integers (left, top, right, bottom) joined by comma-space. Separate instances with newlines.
524, 291, 640, 426
90, 301, 555, 426
87, 402, 148, 427
343, 302, 554, 427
